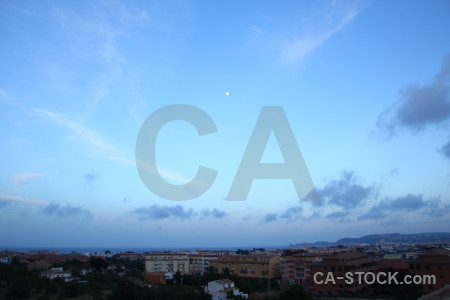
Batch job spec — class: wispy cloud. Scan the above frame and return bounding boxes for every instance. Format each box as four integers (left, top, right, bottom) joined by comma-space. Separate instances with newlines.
52, 1, 149, 110
357, 194, 446, 221
262, 213, 278, 223
33, 108, 133, 165
0, 88, 21, 107
0, 193, 93, 219
251, 26, 265, 34
132, 205, 195, 220
280, 205, 303, 222
42, 203, 92, 218
0, 194, 47, 206
135, 158, 211, 186
13, 173, 44, 186
131, 206, 228, 221
201, 208, 227, 219
279, 1, 363, 63
34, 108, 197, 185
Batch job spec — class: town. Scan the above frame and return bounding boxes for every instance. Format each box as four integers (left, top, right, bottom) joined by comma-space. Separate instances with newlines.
1, 239, 449, 299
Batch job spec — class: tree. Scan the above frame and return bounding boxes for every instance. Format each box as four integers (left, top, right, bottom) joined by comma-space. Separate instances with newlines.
384, 271, 420, 300
89, 256, 108, 272
279, 285, 312, 300
107, 279, 140, 300
6, 276, 33, 299
62, 281, 81, 298
205, 266, 218, 274
236, 249, 250, 255
222, 267, 231, 277
11, 257, 21, 266
174, 270, 182, 284
203, 265, 220, 282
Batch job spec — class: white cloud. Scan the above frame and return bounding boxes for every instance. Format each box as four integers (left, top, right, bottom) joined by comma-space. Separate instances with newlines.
33, 107, 197, 187
135, 158, 210, 186
0, 194, 47, 206
13, 173, 44, 186
280, 1, 362, 63
33, 107, 132, 165
52, 1, 149, 111
0, 88, 20, 107
251, 26, 265, 34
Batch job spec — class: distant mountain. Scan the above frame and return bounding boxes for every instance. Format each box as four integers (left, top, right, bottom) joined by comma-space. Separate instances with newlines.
289, 232, 450, 248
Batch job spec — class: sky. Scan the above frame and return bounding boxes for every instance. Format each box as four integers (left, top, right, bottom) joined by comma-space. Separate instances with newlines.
1, 0, 450, 248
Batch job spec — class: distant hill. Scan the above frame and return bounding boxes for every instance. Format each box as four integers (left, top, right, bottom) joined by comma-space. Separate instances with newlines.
289, 232, 450, 248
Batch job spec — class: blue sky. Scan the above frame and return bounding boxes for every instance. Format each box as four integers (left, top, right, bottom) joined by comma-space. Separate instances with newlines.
1, 0, 450, 248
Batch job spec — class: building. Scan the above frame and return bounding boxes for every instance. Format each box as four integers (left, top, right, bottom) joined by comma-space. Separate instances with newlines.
280, 253, 327, 289
0, 255, 11, 264
145, 252, 189, 274
204, 279, 248, 300
375, 258, 410, 295
116, 252, 144, 260
409, 247, 450, 294
310, 252, 377, 297
189, 254, 218, 275
41, 267, 72, 281
145, 252, 218, 275
27, 260, 51, 271
418, 284, 450, 299
210, 255, 280, 279
144, 271, 173, 285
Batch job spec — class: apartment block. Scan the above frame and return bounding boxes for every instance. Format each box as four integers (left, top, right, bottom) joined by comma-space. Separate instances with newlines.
189, 254, 218, 275
409, 247, 450, 294
310, 252, 377, 297
145, 252, 218, 275
280, 253, 327, 289
145, 252, 189, 275
210, 255, 280, 279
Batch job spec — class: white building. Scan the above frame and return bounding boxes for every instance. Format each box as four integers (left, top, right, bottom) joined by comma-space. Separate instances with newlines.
41, 267, 72, 281
145, 252, 189, 274
0, 256, 11, 264
145, 252, 218, 275
204, 279, 248, 300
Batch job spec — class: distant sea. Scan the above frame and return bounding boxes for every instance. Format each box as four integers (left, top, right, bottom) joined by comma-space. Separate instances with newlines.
0, 246, 288, 254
